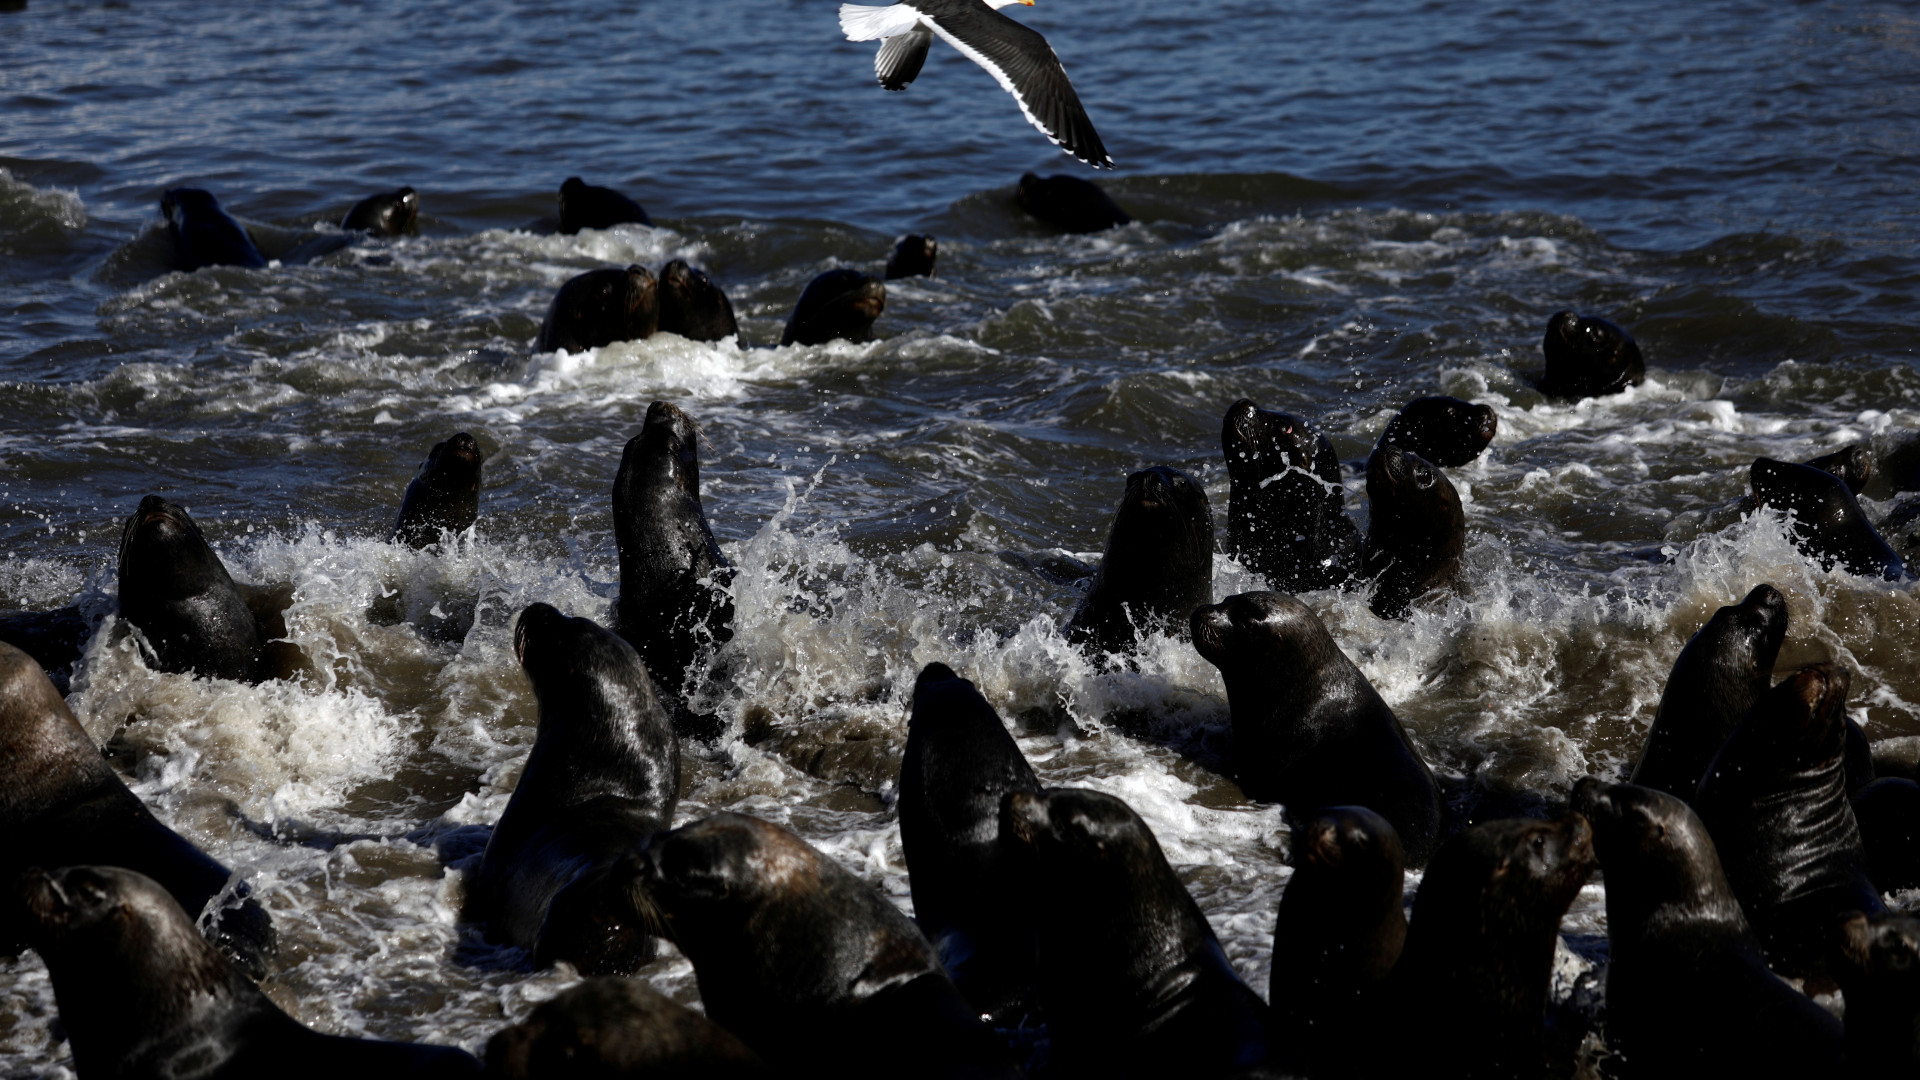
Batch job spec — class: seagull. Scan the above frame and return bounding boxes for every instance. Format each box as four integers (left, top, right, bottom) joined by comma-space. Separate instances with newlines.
839, 0, 1113, 168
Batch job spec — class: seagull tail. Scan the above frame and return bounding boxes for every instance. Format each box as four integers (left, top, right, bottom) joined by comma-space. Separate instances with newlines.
840, 3, 922, 42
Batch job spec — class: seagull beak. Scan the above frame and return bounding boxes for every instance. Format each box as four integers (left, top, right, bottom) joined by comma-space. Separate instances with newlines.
1018, 0, 1034, 5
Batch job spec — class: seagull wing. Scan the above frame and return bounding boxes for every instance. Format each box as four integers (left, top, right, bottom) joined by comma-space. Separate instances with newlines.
912, 1, 1113, 168
875, 29, 934, 90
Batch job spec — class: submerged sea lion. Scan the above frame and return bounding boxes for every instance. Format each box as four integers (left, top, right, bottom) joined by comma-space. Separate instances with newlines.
465, 604, 677, 974
1540, 310, 1644, 400
1694, 663, 1884, 975
899, 662, 1041, 1024
389, 432, 485, 549
1015, 173, 1131, 234
611, 401, 734, 705
117, 495, 285, 683
1629, 584, 1788, 802
780, 268, 886, 346
1267, 806, 1406, 1076
1190, 591, 1440, 864
885, 234, 938, 279
340, 186, 418, 236
1379, 814, 1595, 1079
558, 177, 651, 234
1572, 779, 1844, 1076
1360, 442, 1465, 620
1378, 395, 1498, 467
0, 643, 273, 974
536, 265, 659, 353
484, 977, 767, 1079
630, 812, 1018, 1078
1220, 399, 1359, 592
1833, 911, 1920, 1073
21, 866, 478, 1079
1064, 466, 1214, 654
1751, 456, 1905, 580
656, 260, 739, 342
160, 188, 268, 271
1804, 443, 1873, 496
1000, 788, 1270, 1079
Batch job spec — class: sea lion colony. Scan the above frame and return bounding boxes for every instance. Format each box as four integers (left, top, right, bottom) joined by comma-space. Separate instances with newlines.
4, 175, 1920, 1079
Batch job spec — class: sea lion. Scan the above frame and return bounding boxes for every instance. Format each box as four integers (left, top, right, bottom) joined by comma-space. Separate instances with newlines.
629, 811, 1018, 1078
1015, 173, 1131, 234
611, 401, 734, 707
465, 604, 677, 974
536, 265, 659, 353
1220, 399, 1359, 593
160, 188, 268, 272
899, 662, 1042, 1025
1628, 584, 1788, 802
1751, 456, 1905, 580
1190, 591, 1440, 864
1360, 442, 1465, 620
1378, 814, 1595, 1079
1833, 911, 1920, 1073
1266, 806, 1405, 1077
1694, 663, 1885, 975
1000, 787, 1270, 1079
558, 176, 651, 234
779, 268, 885, 346
1804, 443, 1873, 496
1570, 779, 1844, 1077
340, 186, 418, 236
885, 234, 938, 279
1378, 395, 1498, 467
484, 977, 767, 1079
0, 643, 273, 975
1540, 310, 1644, 399
655, 260, 739, 342
466, 603, 675, 971
20, 865, 478, 1079
0, 605, 90, 693
389, 432, 485, 549
117, 495, 286, 683
1063, 465, 1214, 654
1853, 777, 1920, 892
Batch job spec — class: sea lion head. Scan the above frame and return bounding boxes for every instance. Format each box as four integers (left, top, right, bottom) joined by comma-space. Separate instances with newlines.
1108, 465, 1213, 564
484, 977, 765, 1079
1294, 805, 1405, 876
631, 813, 816, 937
1804, 444, 1873, 496
159, 188, 220, 229
117, 495, 234, 597
1221, 400, 1332, 489
657, 260, 739, 341
416, 432, 485, 498
1541, 311, 1645, 398
625, 400, 703, 504
1717, 662, 1851, 775
511, 602, 675, 802
1379, 396, 1498, 468
1366, 443, 1450, 506
341, 186, 418, 235
1833, 911, 1920, 995
1697, 582, 1789, 682
1571, 778, 1744, 935
885, 234, 938, 279
999, 788, 1172, 898
1752, 457, 1859, 530
1419, 814, 1596, 940
1190, 590, 1334, 671
781, 269, 886, 346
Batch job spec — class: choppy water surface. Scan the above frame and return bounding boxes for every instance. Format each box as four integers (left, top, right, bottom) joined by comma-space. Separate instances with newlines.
3, 0, 1919, 1072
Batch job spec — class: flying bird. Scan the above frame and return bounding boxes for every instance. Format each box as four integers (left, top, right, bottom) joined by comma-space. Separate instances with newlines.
839, 0, 1113, 168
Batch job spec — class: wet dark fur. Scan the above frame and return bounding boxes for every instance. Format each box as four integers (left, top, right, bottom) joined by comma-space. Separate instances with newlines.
536, 265, 659, 353
1573, 779, 1844, 1077
1360, 443, 1465, 619
1694, 663, 1885, 976
631, 812, 1017, 1079
1220, 399, 1359, 592
117, 495, 279, 683
1540, 310, 1645, 399
780, 268, 885, 346
1064, 466, 1214, 654
1191, 591, 1440, 864
899, 662, 1042, 1024
484, 977, 766, 1079
885, 234, 938, 279
340, 186, 418, 236
1378, 395, 1497, 467
1751, 456, 1905, 580
161, 188, 268, 271
656, 260, 739, 342
1015, 173, 1131, 234
466, 604, 678, 974
558, 176, 651, 233
389, 432, 484, 549
1000, 788, 1269, 1079
1832, 911, 1920, 1074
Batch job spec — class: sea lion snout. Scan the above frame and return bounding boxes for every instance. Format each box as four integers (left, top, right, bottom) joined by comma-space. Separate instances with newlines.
1000, 790, 1049, 847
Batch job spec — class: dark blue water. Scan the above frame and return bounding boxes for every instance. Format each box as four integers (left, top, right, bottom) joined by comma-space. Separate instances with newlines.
2, 0, 1918, 1069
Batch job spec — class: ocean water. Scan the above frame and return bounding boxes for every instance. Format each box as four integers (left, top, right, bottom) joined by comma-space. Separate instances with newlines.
2, 0, 1919, 1072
